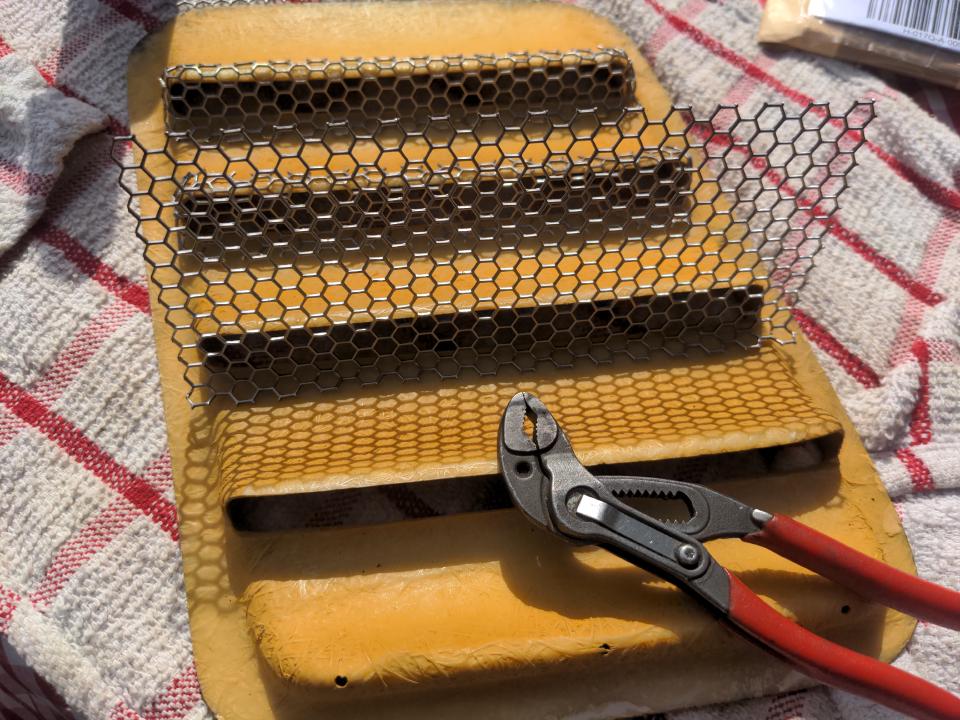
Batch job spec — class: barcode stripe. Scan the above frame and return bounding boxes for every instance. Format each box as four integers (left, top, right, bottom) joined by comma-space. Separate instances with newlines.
867, 0, 960, 41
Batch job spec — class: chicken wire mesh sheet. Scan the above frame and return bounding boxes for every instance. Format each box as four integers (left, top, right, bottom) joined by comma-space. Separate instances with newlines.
117, 100, 874, 406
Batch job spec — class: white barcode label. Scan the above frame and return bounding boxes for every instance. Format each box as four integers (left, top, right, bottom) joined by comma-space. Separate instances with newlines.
809, 0, 960, 53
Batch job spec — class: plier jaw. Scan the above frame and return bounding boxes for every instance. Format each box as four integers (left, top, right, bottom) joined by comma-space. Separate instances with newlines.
497, 392, 560, 534
497, 393, 960, 720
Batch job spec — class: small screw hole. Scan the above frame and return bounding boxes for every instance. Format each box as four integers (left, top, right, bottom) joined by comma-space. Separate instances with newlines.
335, 675, 348, 688
840, 605, 851, 615
515, 460, 532, 476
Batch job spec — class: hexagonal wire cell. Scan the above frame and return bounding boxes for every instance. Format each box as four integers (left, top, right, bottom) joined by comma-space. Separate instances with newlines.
118, 53, 874, 405
164, 50, 637, 137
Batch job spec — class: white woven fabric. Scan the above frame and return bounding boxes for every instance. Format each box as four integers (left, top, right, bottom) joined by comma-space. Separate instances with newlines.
0, 52, 104, 255
0, 0, 957, 718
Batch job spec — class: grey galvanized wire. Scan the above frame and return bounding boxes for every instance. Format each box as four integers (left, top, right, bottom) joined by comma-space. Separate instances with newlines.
116, 54, 873, 405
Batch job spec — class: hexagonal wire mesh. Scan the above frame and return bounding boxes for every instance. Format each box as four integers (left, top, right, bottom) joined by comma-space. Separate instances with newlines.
164, 50, 637, 136
116, 54, 873, 405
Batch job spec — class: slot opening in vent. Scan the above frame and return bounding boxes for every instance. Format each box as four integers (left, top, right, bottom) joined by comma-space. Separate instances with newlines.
175, 155, 693, 267
198, 286, 764, 402
226, 432, 841, 533
165, 50, 637, 135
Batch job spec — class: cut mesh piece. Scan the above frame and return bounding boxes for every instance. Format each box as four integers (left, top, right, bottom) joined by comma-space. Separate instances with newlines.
119, 73, 873, 405
164, 51, 637, 137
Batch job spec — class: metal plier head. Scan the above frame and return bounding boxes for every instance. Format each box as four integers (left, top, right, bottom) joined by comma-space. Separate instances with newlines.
498, 392, 763, 612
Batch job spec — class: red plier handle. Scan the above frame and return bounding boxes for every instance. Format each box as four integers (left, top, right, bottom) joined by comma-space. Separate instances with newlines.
745, 513, 960, 631
729, 513, 960, 720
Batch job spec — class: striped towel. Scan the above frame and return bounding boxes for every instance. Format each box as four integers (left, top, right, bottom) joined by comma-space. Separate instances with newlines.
0, 0, 957, 718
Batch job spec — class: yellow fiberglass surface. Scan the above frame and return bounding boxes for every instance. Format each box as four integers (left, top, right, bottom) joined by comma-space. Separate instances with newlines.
126, 3, 916, 718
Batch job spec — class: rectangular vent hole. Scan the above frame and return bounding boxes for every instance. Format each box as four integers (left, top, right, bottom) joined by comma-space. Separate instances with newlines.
165, 50, 637, 135
175, 156, 692, 266
197, 288, 764, 402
